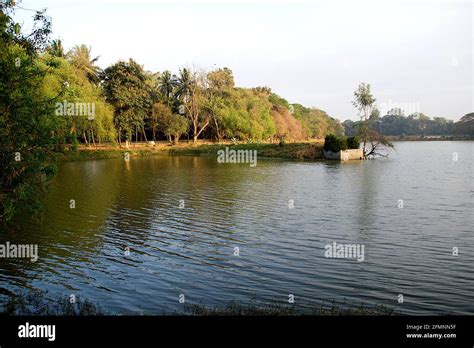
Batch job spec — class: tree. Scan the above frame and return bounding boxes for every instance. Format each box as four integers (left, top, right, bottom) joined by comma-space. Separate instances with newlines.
47, 38, 65, 58
352, 83, 393, 158
40, 52, 116, 146
168, 115, 189, 144
454, 112, 474, 136
0, 2, 67, 223
67, 44, 101, 84
152, 102, 173, 142
101, 59, 152, 144
218, 88, 275, 141
204, 68, 235, 142
158, 70, 178, 107
151, 102, 189, 144
324, 134, 347, 152
207, 67, 234, 92
271, 104, 305, 141
177, 68, 209, 144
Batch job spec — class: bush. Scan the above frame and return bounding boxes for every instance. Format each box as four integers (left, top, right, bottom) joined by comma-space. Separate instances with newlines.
324, 134, 347, 152
347, 136, 360, 149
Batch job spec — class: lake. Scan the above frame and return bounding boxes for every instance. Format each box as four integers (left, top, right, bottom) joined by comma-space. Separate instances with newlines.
0, 141, 473, 315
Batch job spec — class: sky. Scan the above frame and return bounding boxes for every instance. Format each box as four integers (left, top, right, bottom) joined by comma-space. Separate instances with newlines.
13, 0, 473, 121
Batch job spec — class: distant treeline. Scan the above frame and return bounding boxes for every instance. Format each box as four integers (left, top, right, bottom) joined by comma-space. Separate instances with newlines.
343, 112, 474, 137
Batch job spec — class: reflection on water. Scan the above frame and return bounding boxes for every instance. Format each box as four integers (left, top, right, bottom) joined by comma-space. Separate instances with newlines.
0, 142, 473, 314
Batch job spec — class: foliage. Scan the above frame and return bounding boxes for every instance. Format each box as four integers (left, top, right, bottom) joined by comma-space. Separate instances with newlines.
217, 87, 275, 141
343, 112, 465, 137
454, 113, 474, 136
2, 290, 105, 315
346, 136, 360, 149
269, 93, 290, 109
352, 82, 393, 158
40, 53, 116, 145
67, 44, 101, 84
184, 299, 394, 316
292, 104, 343, 138
271, 105, 305, 141
168, 115, 189, 144
324, 134, 347, 152
101, 59, 152, 142
0, 2, 66, 223
2, 290, 394, 316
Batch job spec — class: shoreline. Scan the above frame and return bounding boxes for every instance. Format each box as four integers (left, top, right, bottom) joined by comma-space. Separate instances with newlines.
61, 141, 326, 162
61, 137, 473, 162
2, 290, 395, 316
386, 135, 473, 141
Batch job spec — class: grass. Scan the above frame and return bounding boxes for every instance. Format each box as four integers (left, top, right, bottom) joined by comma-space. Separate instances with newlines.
1, 290, 106, 316
1, 291, 394, 316
168, 142, 324, 160
184, 299, 395, 316
60, 140, 325, 162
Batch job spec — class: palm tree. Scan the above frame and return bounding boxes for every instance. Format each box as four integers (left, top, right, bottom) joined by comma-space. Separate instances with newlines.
48, 39, 65, 58
158, 70, 177, 105
175, 68, 192, 102
67, 44, 101, 84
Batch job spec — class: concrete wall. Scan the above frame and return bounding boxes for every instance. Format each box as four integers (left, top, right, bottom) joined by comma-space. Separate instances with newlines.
340, 149, 364, 161
323, 149, 363, 161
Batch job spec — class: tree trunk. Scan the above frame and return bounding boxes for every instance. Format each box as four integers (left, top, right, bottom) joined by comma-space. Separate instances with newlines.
193, 121, 198, 145
142, 126, 148, 143
91, 128, 96, 148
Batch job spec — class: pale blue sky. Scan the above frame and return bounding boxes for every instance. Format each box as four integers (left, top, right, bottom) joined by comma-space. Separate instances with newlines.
13, 0, 473, 121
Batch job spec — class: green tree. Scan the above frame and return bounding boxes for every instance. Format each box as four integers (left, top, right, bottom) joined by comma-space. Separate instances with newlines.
205, 68, 235, 142
47, 38, 65, 58
0, 2, 66, 223
158, 70, 178, 107
167, 115, 189, 144
101, 59, 152, 145
67, 44, 101, 84
176, 68, 209, 144
352, 83, 392, 157
454, 113, 474, 136
152, 102, 173, 142
40, 53, 115, 146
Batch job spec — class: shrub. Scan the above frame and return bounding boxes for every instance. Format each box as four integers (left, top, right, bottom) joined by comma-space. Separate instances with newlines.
347, 136, 360, 149
324, 134, 347, 152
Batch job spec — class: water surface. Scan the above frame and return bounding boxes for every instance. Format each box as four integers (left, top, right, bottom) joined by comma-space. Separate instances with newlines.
1, 141, 472, 314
